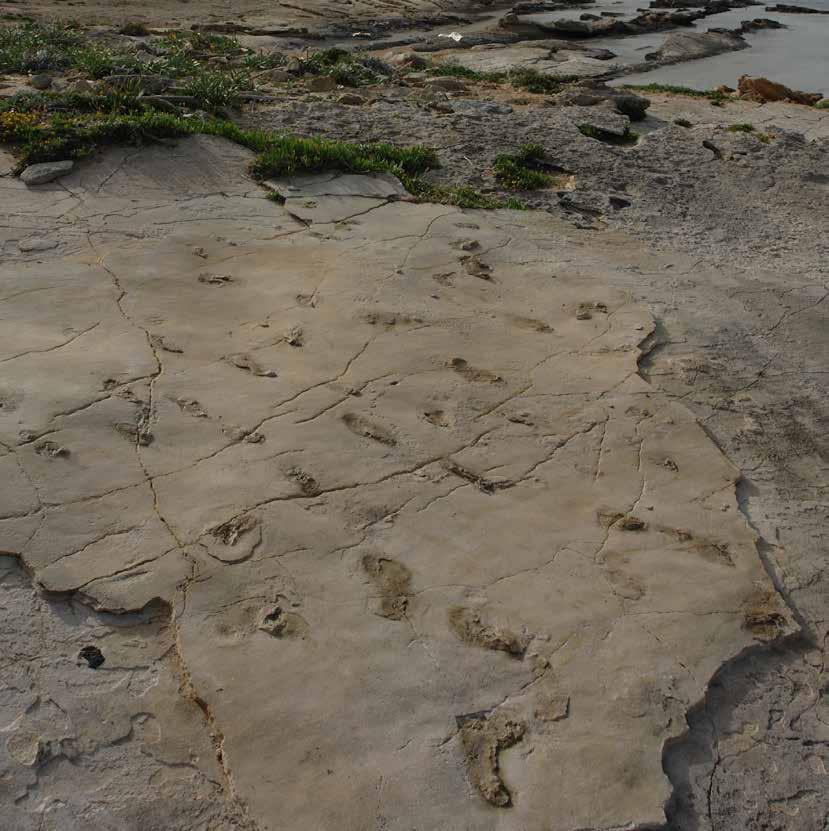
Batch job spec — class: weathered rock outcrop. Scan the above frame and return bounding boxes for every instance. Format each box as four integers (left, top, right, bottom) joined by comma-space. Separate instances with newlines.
0, 136, 798, 831
553, 80, 651, 119
644, 29, 750, 64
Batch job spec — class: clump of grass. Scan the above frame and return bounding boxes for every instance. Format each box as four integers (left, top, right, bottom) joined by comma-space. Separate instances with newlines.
507, 67, 573, 95
0, 107, 196, 166
251, 134, 437, 180
578, 124, 639, 146
0, 21, 270, 92
623, 83, 730, 105
493, 143, 554, 190
725, 123, 775, 143
172, 31, 242, 56
503, 197, 527, 210
0, 102, 439, 196
243, 50, 285, 71
0, 21, 82, 72
0, 88, 146, 116
184, 71, 247, 111
0, 21, 150, 77
71, 43, 138, 79
426, 62, 504, 83
147, 30, 244, 76
623, 82, 706, 97
294, 48, 390, 87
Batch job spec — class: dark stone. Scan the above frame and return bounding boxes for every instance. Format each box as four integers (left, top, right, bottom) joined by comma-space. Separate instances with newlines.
765, 2, 829, 11
555, 81, 651, 121
739, 16, 787, 28
78, 645, 105, 669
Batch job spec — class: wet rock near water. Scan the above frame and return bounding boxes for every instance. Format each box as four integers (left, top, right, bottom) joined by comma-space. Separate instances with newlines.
765, 2, 829, 10
642, 29, 749, 66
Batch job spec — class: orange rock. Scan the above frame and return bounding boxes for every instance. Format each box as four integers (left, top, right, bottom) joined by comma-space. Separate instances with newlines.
737, 75, 822, 106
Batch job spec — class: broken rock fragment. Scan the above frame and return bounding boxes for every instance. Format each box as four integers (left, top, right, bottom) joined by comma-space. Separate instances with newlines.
20, 160, 74, 186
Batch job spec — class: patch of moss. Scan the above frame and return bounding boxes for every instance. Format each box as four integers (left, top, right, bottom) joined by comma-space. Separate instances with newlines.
578, 124, 639, 146
493, 143, 554, 190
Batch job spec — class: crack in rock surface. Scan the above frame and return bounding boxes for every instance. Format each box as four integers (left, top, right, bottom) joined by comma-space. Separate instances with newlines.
0, 136, 796, 831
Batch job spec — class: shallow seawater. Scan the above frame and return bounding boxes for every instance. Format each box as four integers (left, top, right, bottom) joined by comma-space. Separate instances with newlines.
529, 0, 829, 92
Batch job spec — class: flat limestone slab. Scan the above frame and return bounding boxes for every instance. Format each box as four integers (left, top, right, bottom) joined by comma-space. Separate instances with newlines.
266, 172, 410, 200
432, 44, 621, 79
0, 138, 793, 831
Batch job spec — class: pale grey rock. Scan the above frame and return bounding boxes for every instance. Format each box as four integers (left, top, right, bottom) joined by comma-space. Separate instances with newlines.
68, 79, 95, 94
390, 51, 429, 68
20, 160, 74, 186
0, 555, 254, 830
266, 171, 409, 200
29, 73, 52, 90
18, 238, 58, 252
0, 148, 15, 177
451, 99, 514, 116
261, 67, 291, 82
430, 44, 621, 81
